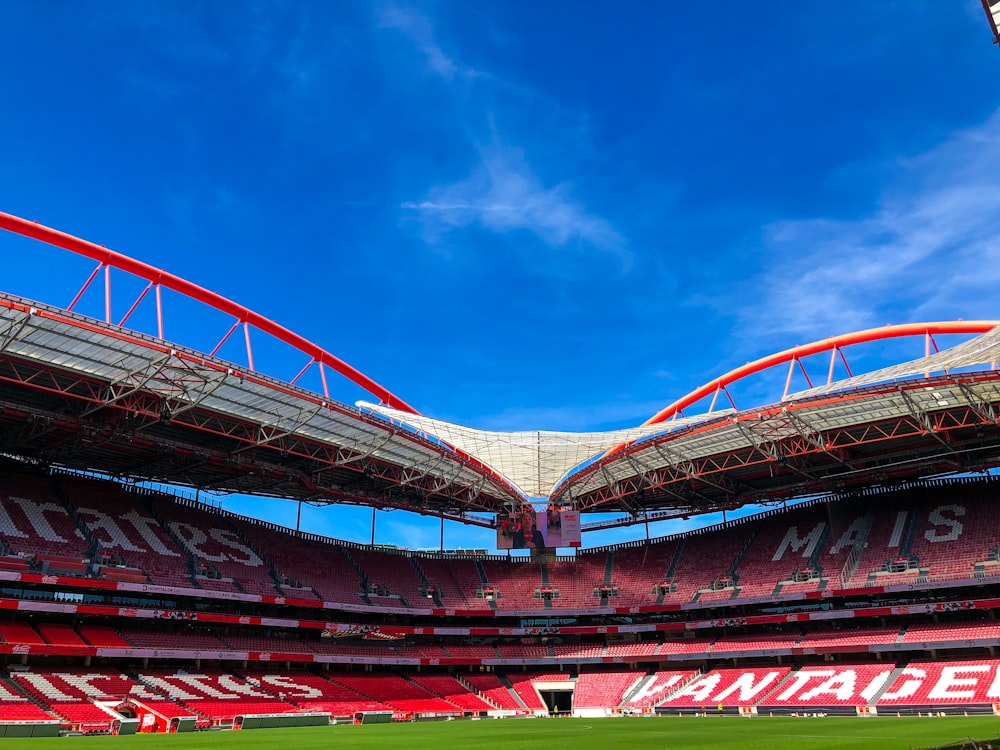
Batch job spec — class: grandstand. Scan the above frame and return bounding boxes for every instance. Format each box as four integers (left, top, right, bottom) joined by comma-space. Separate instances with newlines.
2, 212, 1000, 733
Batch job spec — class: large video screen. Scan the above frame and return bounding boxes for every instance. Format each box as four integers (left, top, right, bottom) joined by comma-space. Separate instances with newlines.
496, 505, 581, 550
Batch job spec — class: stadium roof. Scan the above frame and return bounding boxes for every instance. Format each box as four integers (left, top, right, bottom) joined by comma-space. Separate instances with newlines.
0, 292, 521, 524
357, 401, 730, 497
3, 211, 1000, 528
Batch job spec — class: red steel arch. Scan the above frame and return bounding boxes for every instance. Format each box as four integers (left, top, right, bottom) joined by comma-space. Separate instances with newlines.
644, 321, 1000, 426
0, 211, 417, 414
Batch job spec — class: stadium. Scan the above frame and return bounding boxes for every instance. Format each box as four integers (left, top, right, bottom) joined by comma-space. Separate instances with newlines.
5, 214, 1000, 743
2, 4, 1000, 750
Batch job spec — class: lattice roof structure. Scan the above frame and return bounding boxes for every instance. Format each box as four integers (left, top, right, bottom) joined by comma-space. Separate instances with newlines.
3, 210, 1000, 531
357, 402, 730, 498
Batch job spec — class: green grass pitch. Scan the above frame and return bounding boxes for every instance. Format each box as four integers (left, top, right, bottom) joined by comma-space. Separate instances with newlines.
13, 717, 1000, 749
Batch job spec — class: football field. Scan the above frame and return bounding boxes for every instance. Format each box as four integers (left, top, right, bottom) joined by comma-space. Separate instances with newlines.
16, 716, 1000, 750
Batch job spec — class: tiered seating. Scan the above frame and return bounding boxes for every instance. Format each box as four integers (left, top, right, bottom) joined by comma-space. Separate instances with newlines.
528, 672, 571, 681
394, 644, 449, 660
909, 492, 1000, 583
760, 664, 895, 706
462, 673, 523, 710
151, 498, 277, 597
732, 506, 829, 597
137, 670, 297, 721
405, 674, 493, 711
572, 670, 645, 708
77, 625, 130, 648
8, 669, 152, 729
0, 555, 30, 572
65, 479, 193, 588
330, 673, 459, 714
37, 623, 87, 647
0, 476, 90, 560
245, 672, 389, 716
414, 556, 491, 610
445, 644, 498, 659
505, 672, 551, 710
546, 552, 607, 609
12, 468, 1000, 614
552, 643, 604, 660
0, 622, 46, 646
194, 578, 242, 594
120, 628, 230, 651
658, 667, 791, 707
0, 677, 56, 721
480, 560, 544, 610
710, 632, 800, 653
231, 520, 362, 604
0, 702, 55, 721
776, 579, 824, 595
605, 641, 660, 659
663, 524, 755, 603
843, 504, 915, 587
608, 538, 681, 607
496, 643, 550, 659
621, 669, 700, 708
278, 585, 320, 600
806, 503, 872, 591
350, 548, 430, 606
220, 634, 311, 654
310, 641, 397, 658
878, 660, 1000, 705
695, 587, 738, 603
657, 638, 714, 656
902, 621, 1000, 644
47, 702, 114, 727
797, 626, 900, 649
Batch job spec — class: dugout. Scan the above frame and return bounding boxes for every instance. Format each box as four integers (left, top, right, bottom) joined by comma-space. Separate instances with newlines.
235, 712, 329, 730
0, 721, 61, 738
354, 711, 393, 725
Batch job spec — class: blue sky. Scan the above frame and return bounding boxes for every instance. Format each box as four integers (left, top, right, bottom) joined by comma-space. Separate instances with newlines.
1, 2, 999, 551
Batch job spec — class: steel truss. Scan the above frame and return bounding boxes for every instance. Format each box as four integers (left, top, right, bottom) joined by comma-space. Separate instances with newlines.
0, 302, 519, 522
560, 374, 1000, 514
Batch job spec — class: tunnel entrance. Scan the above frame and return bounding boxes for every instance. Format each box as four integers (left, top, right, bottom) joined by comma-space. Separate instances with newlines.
539, 688, 573, 715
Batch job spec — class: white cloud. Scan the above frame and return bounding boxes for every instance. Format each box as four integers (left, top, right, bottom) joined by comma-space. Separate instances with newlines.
732, 109, 1000, 345
403, 144, 625, 254
376, 3, 473, 80
377, 4, 624, 261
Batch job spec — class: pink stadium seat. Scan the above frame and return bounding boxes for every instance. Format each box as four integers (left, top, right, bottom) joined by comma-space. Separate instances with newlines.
61, 478, 194, 588
0, 622, 46, 646
572, 670, 645, 708
0, 476, 91, 561
657, 667, 791, 708
760, 664, 896, 706
608, 538, 682, 607
731, 504, 829, 598
462, 673, 524, 710
77, 625, 131, 648
621, 670, 700, 709
244, 672, 391, 716
405, 673, 493, 711
150, 498, 278, 597
414, 556, 493, 610
877, 660, 1000, 705
328, 673, 462, 714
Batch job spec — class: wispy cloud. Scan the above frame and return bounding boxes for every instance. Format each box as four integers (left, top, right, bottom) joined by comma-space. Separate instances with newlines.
376, 2, 474, 80
377, 3, 624, 261
728, 109, 1000, 345
402, 144, 625, 254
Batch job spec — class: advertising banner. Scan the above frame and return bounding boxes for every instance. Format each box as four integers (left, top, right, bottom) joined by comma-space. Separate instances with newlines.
496, 506, 580, 549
